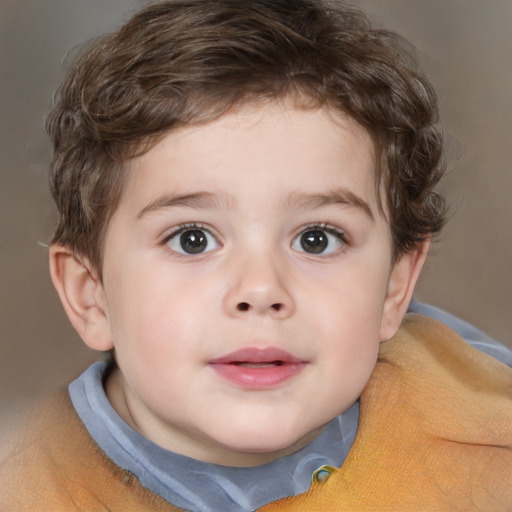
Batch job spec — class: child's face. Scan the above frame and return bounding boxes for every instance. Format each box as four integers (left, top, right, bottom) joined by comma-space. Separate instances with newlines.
95, 103, 412, 466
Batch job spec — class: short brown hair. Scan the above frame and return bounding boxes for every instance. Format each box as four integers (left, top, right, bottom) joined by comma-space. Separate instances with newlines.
47, 0, 446, 273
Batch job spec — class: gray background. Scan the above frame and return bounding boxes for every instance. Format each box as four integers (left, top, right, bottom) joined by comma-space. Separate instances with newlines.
1, 0, 511, 413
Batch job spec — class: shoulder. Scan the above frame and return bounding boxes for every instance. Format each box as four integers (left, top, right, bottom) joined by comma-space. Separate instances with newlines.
0, 390, 73, 508
0, 389, 98, 509
367, 314, 512, 508
408, 300, 512, 365
0, 388, 179, 511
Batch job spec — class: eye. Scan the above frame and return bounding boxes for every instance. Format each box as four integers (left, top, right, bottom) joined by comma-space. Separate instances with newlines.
291, 226, 346, 255
165, 225, 220, 255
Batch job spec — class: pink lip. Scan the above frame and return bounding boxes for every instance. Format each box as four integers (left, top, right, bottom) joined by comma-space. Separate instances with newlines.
209, 347, 307, 389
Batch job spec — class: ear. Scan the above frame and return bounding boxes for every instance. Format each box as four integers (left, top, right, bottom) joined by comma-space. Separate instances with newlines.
49, 245, 114, 351
379, 240, 430, 341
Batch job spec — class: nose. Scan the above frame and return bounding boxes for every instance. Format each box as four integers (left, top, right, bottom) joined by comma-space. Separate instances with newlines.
223, 253, 295, 319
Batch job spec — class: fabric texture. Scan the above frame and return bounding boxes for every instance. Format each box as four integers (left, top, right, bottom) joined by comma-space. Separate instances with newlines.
1, 313, 511, 511
408, 300, 512, 365
0, 389, 179, 511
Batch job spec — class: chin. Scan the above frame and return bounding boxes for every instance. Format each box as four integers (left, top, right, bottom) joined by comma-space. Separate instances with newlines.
213, 422, 319, 457
227, 439, 292, 455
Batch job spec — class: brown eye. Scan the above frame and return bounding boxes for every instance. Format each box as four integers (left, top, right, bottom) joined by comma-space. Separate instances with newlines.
292, 226, 345, 255
180, 229, 208, 254
300, 230, 328, 254
166, 226, 219, 255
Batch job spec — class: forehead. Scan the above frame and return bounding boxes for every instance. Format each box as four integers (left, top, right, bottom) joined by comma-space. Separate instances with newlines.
119, 102, 380, 217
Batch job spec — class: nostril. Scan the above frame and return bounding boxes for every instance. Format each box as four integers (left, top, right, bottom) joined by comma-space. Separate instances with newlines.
234, 302, 285, 313
237, 302, 250, 312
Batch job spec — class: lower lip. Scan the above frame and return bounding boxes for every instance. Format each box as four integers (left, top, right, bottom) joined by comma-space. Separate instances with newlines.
209, 362, 306, 389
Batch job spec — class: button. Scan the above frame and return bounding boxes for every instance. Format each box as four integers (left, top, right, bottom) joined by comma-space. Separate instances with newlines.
311, 465, 336, 484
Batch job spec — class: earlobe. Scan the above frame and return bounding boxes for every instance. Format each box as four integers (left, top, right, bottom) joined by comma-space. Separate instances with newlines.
379, 240, 430, 341
49, 245, 114, 351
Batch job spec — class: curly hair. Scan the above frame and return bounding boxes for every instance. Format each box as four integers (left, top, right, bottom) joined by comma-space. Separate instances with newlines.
47, 0, 446, 273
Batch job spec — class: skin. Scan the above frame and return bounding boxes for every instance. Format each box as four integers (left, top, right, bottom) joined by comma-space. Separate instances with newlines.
50, 102, 427, 467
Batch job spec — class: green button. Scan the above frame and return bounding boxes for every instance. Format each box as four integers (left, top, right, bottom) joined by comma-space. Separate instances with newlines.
312, 465, 336, 484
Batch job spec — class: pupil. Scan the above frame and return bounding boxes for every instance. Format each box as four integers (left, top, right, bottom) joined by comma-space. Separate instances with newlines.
180, 229, 207, 254
300, 230, 327, 254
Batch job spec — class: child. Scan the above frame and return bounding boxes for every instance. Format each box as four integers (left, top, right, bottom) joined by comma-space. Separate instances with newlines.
1, 0, 511, 510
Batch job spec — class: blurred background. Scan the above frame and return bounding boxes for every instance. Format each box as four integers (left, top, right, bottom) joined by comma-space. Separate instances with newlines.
1, 0, 511, 415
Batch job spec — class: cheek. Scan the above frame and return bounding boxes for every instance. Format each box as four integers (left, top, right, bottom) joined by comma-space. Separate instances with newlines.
303, 264, 390, 328
319, 324, 380, 413
303, 272, 386, 395
106, 265, 217, 362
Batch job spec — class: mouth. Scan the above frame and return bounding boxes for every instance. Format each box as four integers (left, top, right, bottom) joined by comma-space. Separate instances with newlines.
209, 348, 307, 389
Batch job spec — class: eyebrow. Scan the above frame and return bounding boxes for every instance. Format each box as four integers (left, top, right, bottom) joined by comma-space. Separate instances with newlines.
284, 189, 374, 220
136, 191, 235, 219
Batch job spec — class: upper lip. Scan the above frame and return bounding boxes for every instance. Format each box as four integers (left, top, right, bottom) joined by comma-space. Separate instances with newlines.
209, 347, 305, 365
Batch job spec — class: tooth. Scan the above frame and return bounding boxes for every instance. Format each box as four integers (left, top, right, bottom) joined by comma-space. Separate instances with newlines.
238, 363, 275, 368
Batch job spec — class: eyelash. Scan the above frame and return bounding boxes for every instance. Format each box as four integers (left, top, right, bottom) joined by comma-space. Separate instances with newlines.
298, 223, 348, 242
161, 222, 218, 245
294, 222, 348, 255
